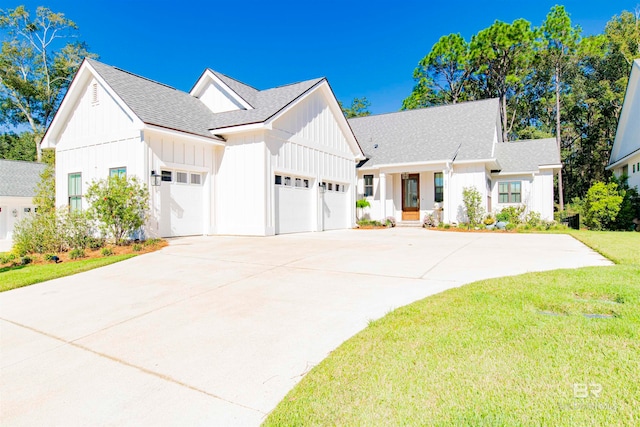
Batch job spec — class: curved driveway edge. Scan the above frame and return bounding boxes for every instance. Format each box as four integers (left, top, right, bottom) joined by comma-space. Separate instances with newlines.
0, 229, 611, 425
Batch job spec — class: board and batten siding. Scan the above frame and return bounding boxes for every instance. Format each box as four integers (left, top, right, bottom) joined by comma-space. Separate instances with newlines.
54, 78, 143, 210
267, 89, 358, 231
449, 163, 489, 223
490, 173, 554, 221
146, 131, 215, 236
215, 131, 268, 235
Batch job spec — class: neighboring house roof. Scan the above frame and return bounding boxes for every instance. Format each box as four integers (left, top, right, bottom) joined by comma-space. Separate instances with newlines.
0, 159, 46, 197
205, 77, 325, 131
87, 59, 222, 140
349, 98, 500, 167
494, 139, 560, 173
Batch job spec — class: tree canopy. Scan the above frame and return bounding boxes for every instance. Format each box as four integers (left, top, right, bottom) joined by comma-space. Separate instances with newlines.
340, 97, 372, 118
403, 6, 640, 207
0, 5, 95, 160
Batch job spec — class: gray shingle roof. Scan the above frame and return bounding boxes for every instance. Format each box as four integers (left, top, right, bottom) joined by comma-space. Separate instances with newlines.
494, 138, 560, 172
206, 78, 325, 130
0, 159, 46, 197
88, 59, 223, 140
349, 98, 500, 167
87, 59, 325, 137
209, 70, 259, 107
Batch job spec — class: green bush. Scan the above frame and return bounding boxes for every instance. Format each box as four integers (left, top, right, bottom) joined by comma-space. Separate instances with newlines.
86, 175, 149, 245
61, 210, 96, 249
101, 247, 114, 257
0, 252, 16, 264
44, 253, 57, 261
132, 244, 142, 252
12, 210, 65, 254
356, 199, 371, 220
611, 175, 640, 231
506, 223, 517, 231
87, 237, 105, 250
357, 219, 384, 227
20, 255, 32, 265
143, 238, 162, 247
524, 211, 542, 227
496, 205, 525, 224
462, 186, 484, 227
69, 248, 86, 259
584, 182, 622, 230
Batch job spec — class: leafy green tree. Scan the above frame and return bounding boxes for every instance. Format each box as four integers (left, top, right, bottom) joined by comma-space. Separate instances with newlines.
0, 131, 36, 160
605, 9, 640, 65
33, 150, 55, 213
403, 33, 474, 109
0, 5, 95, 160
340, 97, 371, 118
469, 19, 536, 141
540, 5, 581, 211
86, 175, 149, 245
583, 181, 622, 230
611, 174, 640, 230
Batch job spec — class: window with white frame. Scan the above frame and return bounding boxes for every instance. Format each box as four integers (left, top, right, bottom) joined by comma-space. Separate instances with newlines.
275, 175, 282, 185
498, 181, 521, 203
434, 172, 444, 202
190, 173, 201, 185
161, 170, 172, 182
176, 172, 188, 184
68, 173, 82, 212
109, 167, 126, 178
364, 174, 373, 197
284, 176, 292, 186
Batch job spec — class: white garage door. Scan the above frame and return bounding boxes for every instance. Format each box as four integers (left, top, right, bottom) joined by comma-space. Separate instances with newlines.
159, 170, 204, 237
322, 183, 349, 230
275, 175, 313, 234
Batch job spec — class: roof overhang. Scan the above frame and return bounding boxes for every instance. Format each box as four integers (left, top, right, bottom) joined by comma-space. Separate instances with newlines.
359, 160, 449, 173
606, 147, 640, 170
143, 124, 225, 146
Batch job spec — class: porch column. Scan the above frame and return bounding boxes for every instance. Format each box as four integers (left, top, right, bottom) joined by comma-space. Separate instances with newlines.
442, 167, 450, 223
379, 172, 386, 220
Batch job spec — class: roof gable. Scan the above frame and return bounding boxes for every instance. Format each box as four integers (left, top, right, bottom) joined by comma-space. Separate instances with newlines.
0, 160, 46, 197
350, 98, 500, 168
610, 59, 640, 167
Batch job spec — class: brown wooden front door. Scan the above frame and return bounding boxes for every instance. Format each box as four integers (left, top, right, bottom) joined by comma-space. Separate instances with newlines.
402, 174, 420, 220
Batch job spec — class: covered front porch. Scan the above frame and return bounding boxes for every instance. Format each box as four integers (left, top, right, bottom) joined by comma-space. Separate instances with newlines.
357, 163, 451, 224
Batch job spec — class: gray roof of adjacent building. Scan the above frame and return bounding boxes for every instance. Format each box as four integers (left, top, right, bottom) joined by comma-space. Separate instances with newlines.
349, 98, 501, 167
87, 59, 325, 138
0, 159, 46, 198
494, 138, 560, 173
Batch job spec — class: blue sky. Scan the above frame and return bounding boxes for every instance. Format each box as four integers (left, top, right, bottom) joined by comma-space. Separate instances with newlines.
10, 0, 640, 114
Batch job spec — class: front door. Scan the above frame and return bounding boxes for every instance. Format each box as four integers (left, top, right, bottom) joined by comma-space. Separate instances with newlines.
402, 174, 420, 220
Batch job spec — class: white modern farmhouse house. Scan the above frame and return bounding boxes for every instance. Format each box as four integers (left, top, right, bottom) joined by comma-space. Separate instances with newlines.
42, 59, 561, 237
350, 99, 561, 224
41, 59, 364, 237
608, 58, 640, 190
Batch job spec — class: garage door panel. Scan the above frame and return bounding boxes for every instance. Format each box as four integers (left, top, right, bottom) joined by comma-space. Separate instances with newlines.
323, 191, 348, 230
275, 186, 312, 234
160, 173, 204, 237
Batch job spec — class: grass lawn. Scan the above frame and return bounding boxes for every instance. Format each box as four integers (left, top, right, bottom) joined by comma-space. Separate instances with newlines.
0, 254, 135, 292
264, 231, 639, 426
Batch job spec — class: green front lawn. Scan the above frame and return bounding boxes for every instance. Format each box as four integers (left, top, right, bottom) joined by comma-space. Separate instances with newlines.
0, 254, 135, 292
265, 231, 639, 426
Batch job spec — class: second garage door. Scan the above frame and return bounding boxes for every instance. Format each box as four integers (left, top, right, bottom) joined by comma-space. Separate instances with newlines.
275, 175, 313, 234
322, 182, 349, 230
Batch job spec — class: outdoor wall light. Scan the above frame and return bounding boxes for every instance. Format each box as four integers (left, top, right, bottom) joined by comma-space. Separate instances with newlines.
401, 172, 409, 180
150, 170, 161, 186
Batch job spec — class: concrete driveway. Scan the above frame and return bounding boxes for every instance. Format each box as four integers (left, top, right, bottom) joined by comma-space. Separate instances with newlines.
0, 229, 610, 426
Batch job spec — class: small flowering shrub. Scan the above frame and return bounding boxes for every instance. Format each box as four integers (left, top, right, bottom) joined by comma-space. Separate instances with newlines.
385, 216, 396, 227
423, 213, 438, 228
86, 175, 149, 245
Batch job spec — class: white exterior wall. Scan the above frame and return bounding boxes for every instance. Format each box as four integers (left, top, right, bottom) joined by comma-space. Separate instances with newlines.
215, 131, 268, 235
146, 130, 215, 237
54, 77, 144, 211
268, 89, 357, 231
449, 163, 489, 223
198, 80, 245, 113
0, 196, 37, 241
491, 174, 556, 220
614, 152, 640, 191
